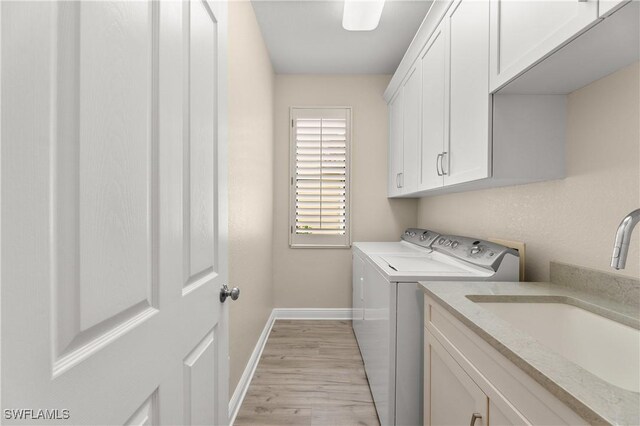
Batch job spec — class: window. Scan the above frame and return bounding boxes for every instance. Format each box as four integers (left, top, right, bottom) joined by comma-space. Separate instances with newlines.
289, 107, 351, 248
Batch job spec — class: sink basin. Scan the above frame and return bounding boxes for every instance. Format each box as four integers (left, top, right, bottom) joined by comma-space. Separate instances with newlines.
472, 298, 640, 393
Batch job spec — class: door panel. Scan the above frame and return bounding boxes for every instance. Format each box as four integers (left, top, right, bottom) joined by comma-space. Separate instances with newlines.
401, 66, 421, 194
388, 91, 404, 197
490, 0, 598, 90
76, 0, 155, 331
1, 1, 229, 424
445, 0, 491, 187
187, 0, 217, 286
419, 25, 446, 192
183, 330, 217, 426
427, 336, 488, 426
52, 0, 159, 374
125, 391, 159, 426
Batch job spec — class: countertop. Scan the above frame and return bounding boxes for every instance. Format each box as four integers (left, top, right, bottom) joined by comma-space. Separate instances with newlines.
419, 278, 640, 425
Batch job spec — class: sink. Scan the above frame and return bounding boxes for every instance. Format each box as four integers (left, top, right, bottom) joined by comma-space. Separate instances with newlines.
471, 297, 640, 393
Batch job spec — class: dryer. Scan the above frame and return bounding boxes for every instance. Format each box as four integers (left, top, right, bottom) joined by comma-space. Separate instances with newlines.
352, 229, 519, 426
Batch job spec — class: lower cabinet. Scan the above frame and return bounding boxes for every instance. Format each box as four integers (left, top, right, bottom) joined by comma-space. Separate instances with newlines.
424, 296, 587, 426
427, 336, 488, 426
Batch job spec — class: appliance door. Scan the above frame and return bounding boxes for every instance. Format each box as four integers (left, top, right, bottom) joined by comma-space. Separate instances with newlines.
362, 260, 396, 426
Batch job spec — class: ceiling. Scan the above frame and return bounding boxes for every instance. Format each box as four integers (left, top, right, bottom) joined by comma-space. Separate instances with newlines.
250, 0, 433, 74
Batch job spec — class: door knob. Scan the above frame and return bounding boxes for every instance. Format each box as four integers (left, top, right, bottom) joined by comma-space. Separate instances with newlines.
220, 284, 240, 303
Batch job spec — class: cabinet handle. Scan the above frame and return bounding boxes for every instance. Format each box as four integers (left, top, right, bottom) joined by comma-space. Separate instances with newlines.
441, 151, 448, 176
399, 172, 404, 188
469, 413, 482, 426
436, 154, 443, 176
396, 173, 400, 188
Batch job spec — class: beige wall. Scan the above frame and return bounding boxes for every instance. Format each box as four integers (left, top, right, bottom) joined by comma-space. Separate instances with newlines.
417, 62, 640, 282
273, 75, 418, 308
228, 1, 275, 393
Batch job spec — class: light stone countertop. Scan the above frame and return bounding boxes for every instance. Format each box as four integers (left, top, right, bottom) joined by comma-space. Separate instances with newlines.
419, 278, 640, 426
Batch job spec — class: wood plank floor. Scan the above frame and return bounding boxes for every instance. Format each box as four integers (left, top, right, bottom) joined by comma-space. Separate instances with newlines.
234, 320, 380, 426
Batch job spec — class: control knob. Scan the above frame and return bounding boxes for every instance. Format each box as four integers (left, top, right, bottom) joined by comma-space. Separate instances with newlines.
470, 245, 481, 255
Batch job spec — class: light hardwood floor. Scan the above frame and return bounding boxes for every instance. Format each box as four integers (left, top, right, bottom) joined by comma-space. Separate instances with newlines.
234, 320, 380, 426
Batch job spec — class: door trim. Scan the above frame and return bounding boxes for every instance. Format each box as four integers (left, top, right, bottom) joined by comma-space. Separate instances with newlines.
228, 310, 276, 425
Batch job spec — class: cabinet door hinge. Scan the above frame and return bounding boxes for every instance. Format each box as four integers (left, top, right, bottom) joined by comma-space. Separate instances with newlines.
290, 226, 293, 234
291, 119, 294, 128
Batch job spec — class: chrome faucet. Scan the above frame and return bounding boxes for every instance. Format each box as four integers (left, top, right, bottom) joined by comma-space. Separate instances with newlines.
611, 208, 640, 270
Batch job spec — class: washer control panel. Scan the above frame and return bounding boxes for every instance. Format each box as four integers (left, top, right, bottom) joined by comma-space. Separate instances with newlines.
402, 228, 440, 249
434, 235, 519, 271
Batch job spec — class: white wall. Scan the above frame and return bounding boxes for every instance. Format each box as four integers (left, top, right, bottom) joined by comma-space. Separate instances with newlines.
228, 1, 275, 392
417, 62, 640, 281
273, 75, 418, 308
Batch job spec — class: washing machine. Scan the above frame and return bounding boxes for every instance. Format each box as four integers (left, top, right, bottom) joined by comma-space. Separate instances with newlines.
352, 229, 520, 425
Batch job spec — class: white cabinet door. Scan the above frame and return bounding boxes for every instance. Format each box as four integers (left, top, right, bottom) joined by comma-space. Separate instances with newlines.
426, 336, 488, 426
419, 24, 447, 192
599, 0, 630, 16
490, 0, 598, 90
388, 91, 404, 197
1, 1, 230, 424
445, 0, 491, 187
402, 65, 421, 194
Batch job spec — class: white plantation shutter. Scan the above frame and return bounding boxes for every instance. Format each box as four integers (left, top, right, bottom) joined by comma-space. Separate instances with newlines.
290, 107, 351, 247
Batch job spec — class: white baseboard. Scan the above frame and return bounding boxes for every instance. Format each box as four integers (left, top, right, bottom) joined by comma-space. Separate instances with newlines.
273, 308, 354, 320
228, 310, 276, 425
227, 308, 354, 424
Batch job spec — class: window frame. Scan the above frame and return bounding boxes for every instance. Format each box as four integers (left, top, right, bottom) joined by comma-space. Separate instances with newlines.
288, 106, 352, 249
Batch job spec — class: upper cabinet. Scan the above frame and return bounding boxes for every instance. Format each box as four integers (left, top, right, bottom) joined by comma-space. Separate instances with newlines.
402, 65, 421, 194
387, 90, 404, 197
419, 0, 492, 193
489, 0, 598, 92
385, 0, 638, 198
419, 23, 446, 192
446, 0, 491, 186
388, 65, 422, 195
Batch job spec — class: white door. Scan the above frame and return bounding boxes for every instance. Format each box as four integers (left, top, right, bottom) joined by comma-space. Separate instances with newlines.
419, 23, 446, 192
444, 0, 491, 187
388, 91, 404, 197
401, 65, 421, 195
425, 336, 488, 426
489, 0, 598, 91
1, 1, 231, 425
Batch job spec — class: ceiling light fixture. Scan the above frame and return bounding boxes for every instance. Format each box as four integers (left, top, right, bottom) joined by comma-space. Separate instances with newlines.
342, 0, 386, 31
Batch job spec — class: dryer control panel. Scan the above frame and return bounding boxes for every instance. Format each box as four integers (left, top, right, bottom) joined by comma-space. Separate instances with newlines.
401, 228, 518, 272
401, 228, 439, 249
